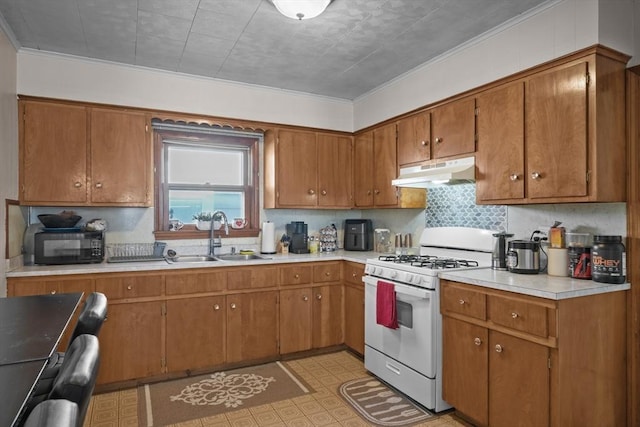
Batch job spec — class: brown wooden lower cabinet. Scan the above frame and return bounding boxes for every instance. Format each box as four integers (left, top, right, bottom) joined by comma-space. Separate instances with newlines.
227, 291, 278, 363
166, 295, 226, 373
441, 279, 626, 427
343, 284, 364, 355
97, 301, 163, 384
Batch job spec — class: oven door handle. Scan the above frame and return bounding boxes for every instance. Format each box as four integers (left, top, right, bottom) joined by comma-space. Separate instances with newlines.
363, 276, 431, 299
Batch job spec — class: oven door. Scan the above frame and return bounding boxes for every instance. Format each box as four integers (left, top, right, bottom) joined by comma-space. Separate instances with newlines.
363, 275, 436, 378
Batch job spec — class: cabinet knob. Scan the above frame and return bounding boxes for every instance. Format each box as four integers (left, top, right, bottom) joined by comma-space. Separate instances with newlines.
213, 304, 220, 310
435, 137, 443, 143
509, 174, 519, 181
366, 190, 372, 195
230, 303, 236, 309
531, 172, 541, 180
303, 295, 309, 301
352, 273, 357, 278
95, 182, 103, 189
50, 290, 57, 295
321, 189, 327, 195
294, 274, 299, 279
474, 337, 482, 346
374, 189, 380, 195
511, 312, 519, 319
316, 294, 322, 300
74, 182, 82, 188
127, 285, 132, 290
308, 189, 315, 195
459, 299, 465, 305
495, 344, 503, 353
325, 272, 331, 277
421, 140, 429, 146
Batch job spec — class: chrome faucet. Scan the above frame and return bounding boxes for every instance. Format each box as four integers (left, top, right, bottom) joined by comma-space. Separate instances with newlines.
209, 211, 229, 256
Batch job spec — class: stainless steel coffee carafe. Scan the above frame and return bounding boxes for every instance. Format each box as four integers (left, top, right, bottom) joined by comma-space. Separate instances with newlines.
492, 232, 513, 270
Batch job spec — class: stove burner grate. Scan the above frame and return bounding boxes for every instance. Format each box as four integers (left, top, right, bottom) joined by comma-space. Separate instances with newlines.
378, 254, 479, 269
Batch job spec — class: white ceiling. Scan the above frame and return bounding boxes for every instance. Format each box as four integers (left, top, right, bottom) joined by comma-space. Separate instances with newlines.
0, 0, 550, 100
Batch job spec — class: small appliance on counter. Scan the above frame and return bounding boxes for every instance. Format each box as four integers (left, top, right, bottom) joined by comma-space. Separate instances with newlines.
344, 219, 373, 251
34, 230, 104, 265
492, 232, 514, 270
286, 221, 309, 254
374, 228, 393, 253
506, 240, 541, 274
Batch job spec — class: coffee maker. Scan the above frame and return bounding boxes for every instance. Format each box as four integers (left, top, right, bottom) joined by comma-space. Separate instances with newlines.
286, 221, 309, 254
492, 232, 514, 270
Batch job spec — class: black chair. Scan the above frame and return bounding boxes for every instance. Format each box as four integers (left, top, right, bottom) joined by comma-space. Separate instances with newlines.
23, 399, 78, 427
36, 293, 107, 392
23, 334, 100, 427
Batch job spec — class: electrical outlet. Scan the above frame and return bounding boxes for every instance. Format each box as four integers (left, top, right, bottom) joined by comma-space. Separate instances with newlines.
535, 226, 549, 239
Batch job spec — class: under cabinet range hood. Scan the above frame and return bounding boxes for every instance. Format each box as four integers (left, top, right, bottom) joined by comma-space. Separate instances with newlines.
392, 156, 475, 188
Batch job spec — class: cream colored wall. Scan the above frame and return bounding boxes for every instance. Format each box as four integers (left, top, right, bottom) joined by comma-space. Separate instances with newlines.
0, 28, 18, 297
16, 52, 353, 132
352, 0, 636, 130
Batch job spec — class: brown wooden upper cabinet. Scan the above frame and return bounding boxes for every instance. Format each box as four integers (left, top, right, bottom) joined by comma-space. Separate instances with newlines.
263, 128, 352, 208
353, 124, 398, 207
430, 96, 476, 159
397, 110, 431, 166
476, 49, 628, 204
476, 82, 525, 202
19, 99, 152, 206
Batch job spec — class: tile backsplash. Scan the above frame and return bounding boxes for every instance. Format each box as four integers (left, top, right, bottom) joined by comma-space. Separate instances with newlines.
426, 183, 507, 231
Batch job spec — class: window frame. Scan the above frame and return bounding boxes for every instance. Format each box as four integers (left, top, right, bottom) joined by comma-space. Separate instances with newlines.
153, 126, 260, 239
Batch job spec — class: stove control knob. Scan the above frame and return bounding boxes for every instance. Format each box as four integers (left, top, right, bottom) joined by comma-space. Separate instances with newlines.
390, 270, 397, 279
405, 273, 414, 283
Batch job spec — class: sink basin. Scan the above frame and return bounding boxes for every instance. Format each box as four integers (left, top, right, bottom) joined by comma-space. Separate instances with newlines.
167, 255, 218, 263
214, 254, 268, 262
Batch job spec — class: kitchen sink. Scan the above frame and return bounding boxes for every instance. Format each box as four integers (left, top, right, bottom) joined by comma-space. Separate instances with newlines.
214, 254, 269, 261
166, 255, 218, 263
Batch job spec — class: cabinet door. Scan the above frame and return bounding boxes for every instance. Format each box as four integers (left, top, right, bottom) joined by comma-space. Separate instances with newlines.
21, 101, 88, 204
526, 62, 588, 199
312, 285, 343, 348
90, 109, 151, 205
279, 288, 312, 354
165, 270, 226, 295
442, 317, 488, 426
317, 134, 352, 207
166, 296, 226, 372
354, 131, 374, 207
397, 111, 430, 166
431, 97, 476, 159
489, 331, 549, 427
227, 266, 279, 290
226, 291, 278, 363
344, 285, 364, 354
476, 83, 525, 202
373, 123, 398, 206
97, 301, 163, 384
276, 129, 317, 207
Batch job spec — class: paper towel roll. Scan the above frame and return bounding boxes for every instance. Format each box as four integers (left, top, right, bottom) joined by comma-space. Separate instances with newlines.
547, 248, 568, 276
261, 221, 276, 254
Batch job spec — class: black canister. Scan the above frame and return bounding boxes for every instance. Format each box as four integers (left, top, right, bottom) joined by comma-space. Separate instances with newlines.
591, 235, 626, 284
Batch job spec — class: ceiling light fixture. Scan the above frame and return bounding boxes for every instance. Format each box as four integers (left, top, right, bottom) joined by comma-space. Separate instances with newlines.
271, 0, 332, 20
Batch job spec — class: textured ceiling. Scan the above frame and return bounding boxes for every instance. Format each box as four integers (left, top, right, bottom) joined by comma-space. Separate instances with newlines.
0, 0, 549, 100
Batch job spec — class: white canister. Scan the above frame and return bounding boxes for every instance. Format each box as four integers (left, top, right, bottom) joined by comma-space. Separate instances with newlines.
547, 247, 569, 277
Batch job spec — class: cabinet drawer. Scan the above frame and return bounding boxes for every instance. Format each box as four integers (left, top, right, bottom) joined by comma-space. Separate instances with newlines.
441, 282, 486, 320
488, 295, 548, 338
95, 275, 163, 300
165, 270, 226, 295
313, 262, 341, 283
343, 262, 365, 286
228, 266, 279, 290
280, 265, 313, 286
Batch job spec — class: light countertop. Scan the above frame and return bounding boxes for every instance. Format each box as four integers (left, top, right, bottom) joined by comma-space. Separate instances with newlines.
440, 268, 629, 300
6, 250, 374, 278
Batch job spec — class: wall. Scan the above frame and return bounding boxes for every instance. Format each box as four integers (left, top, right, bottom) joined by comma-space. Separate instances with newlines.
0, 27, 18, 296
16, 52, 354, 133
353, 0, 637, 130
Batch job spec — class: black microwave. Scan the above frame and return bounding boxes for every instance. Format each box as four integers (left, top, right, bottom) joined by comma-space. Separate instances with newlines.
34, 231, 104, 265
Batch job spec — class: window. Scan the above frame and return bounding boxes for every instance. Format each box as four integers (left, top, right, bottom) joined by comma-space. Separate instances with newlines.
153, 121, 260, 237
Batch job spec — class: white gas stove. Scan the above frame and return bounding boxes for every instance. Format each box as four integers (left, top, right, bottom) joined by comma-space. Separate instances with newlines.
363, 227, 495, 412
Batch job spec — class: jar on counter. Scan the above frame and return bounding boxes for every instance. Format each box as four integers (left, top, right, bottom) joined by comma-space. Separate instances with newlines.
591, 235, 626, 284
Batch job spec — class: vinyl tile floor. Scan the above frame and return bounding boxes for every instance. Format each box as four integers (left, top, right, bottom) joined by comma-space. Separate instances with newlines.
84, 351, 468, 427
